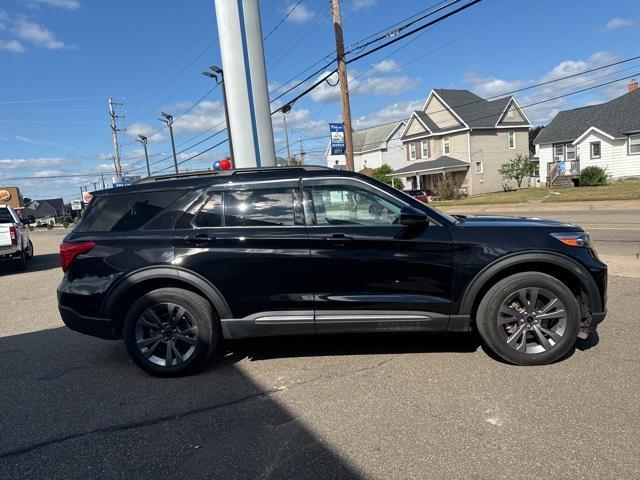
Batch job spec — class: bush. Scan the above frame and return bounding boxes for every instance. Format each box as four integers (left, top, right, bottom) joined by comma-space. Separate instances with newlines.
580, 166, 609, 186
434, 176, 464, 200
372, 164, 404, 190
63, 221, 70, 228
46, 223, 54, 230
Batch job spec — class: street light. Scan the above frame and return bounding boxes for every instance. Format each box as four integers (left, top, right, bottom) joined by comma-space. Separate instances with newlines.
136, 134, 151, 177
281, 104, 292, 166
203, 65, 234, 165
159, 112, 178, 174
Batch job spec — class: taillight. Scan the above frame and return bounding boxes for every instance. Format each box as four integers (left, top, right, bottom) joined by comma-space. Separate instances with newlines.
9, 226, 17, 245
59, 241, 96, 272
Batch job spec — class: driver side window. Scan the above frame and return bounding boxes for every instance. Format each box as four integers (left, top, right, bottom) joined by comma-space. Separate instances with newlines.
308, 184, 402, 226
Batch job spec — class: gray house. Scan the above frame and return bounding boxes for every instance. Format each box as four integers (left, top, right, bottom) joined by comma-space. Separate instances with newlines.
392, 89, 532, 195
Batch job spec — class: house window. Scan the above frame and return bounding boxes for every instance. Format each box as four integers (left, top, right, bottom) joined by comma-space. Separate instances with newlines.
421, 140, 429, 158
590, 141, 601, 159
508, 130, 516, 149
553, 144, 565, 161
629, 134, 640, 155
506, 108, 515, 119
566, 144, 576, 161
409, 142, 416, 160
443, 136, 450, 155
474, 161, 483, 174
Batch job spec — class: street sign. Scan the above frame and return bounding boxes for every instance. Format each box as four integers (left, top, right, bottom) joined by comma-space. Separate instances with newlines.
71, 199, 82, 211
329, 123, 345, 155
112, 175, 141, 188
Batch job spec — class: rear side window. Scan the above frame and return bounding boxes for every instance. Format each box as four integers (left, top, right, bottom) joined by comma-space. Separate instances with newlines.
77, 191, 183, 232
193, 188, 302, 227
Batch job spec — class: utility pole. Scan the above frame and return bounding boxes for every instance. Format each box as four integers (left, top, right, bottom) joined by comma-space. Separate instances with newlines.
282, 105, 292, 166
330, 0, 354, 172
101, 172, 105, 189
160, 112, 178, 174
108, 97, 125, 178
137, 134, 151, 177
203, 66, 235, 165
298, 136, 304, 165
93, 182, 98, 190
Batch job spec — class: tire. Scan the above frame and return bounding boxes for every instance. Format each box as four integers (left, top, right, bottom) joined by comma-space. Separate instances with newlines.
14, 248, 26, 271
25, 240, 34, 260
123, 288, 219, 377
476, 272, 580, 366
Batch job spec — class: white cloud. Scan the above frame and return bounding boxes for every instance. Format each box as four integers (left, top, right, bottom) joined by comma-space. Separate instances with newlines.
285, 3, 315, 23
29, 0, 80, 10
310, 70, 420, 103
372, 59, 400, 73
172, 100, 227, 134
350, 0, 377, 11
603, 17, 634, 31
0, 157, 70, 171
272, 106, 326, 136
352, 99, 423, 130
14, 16, 67, 49
463, 51, 626, 124
0, 9, 7, 30
0, 39, 25, 53
125, 123, 165, 144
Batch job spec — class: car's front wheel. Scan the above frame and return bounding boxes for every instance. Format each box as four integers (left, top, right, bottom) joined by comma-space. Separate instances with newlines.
476, 272, 580, 365
123, 288, 220, 376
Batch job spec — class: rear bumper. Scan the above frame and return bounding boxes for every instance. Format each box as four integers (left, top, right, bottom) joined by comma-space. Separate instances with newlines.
58, 305, 118, 340
0, 245, 19, 259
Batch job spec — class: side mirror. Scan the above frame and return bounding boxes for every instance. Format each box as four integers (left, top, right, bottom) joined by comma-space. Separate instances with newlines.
399, 207, 429, 228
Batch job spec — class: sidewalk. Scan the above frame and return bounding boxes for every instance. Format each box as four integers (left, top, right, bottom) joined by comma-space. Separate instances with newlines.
438, 199, 640, 214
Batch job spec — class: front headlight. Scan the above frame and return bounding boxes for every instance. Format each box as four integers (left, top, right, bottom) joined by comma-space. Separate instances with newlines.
550, 231, 592, 248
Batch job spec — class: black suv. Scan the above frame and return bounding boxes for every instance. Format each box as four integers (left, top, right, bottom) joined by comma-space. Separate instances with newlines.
57, 167, 607, 376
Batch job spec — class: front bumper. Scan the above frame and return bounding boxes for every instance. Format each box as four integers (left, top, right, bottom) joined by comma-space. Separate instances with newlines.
58, 305, 118, 340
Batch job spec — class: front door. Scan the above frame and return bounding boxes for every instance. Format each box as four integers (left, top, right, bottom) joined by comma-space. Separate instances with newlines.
173, 179, 314, 336
302, 177, 454, 334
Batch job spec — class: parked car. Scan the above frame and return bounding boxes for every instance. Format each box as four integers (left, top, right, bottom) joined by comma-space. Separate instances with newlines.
57, 166, 607, 376
0, 205, 34, 271
403, 189, 432, 203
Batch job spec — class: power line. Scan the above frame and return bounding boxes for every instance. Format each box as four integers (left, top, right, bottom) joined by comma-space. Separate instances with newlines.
263, 1, 304, 41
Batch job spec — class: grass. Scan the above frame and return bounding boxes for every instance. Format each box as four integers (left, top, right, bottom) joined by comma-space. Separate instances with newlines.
430, 179, 640, 207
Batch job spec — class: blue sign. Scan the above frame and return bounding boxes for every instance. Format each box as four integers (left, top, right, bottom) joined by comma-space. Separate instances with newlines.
112, 175, 141, 188
330, 123, 345, 155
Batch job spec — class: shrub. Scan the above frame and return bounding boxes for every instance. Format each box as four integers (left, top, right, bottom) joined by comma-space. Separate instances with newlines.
580, 166, 609, 186
63, 221, 70, 228
372, 164, 404, 190
498, 154, 537, 189
46, 223, 54, 230
434, 176, 464, 200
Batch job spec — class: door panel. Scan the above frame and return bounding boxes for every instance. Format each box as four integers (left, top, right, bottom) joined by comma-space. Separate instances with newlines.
303, 178, 454, 333
173, 181, 314, 333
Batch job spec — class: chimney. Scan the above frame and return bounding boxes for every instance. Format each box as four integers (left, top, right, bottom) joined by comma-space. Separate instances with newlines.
629, 79, 639, 93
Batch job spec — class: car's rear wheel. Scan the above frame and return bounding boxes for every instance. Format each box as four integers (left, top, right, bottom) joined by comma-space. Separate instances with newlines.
123, 288, 219, 376
14, 248, 26, 271
476, 272, 580, 365
25, 240, 34, 260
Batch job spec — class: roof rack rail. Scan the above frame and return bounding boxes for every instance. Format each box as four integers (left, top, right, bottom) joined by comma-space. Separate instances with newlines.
135, 165, 333, 184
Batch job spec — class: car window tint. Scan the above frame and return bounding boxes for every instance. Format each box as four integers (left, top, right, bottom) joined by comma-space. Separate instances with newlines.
224, 189, 296, 227
193, 193, 222, 227
311, 185, 402, 226
0, 209, 14, 223
76, 191, 183, 232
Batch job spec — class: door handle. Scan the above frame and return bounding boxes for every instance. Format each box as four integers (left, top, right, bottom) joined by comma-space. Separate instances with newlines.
323, 233, 354, 246
184, 233, 217, 246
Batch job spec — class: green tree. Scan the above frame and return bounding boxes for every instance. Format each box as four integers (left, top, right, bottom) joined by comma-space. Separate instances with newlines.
498, 154, 537, 189
372, 164, 404, 189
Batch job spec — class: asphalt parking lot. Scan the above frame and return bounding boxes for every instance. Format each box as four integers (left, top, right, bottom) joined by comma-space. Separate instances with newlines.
1, 217, 639, 479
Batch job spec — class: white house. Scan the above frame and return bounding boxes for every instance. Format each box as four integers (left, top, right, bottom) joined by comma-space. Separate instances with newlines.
534, 81, 640, 186
326, 120, 406, 172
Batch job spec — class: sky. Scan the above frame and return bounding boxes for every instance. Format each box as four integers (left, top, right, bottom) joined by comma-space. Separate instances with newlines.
0, 0, 638, 201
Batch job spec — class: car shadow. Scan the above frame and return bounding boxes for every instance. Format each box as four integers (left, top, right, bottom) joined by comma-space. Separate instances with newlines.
224, 331, 480, 363
0, 253, 60, 276
0, 326, 364, 479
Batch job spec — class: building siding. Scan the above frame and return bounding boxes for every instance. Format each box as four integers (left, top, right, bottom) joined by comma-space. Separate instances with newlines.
469, 129, 529, 194
425, 95, 460, 130
406, 117, 427, 136
575, 132, 640, 178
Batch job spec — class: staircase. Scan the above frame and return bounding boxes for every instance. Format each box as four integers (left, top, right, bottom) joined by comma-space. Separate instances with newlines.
547, 161, 580, 188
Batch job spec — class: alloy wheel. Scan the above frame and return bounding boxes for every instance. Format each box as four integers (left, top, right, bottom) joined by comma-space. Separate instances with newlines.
497, 287, 567, 354
134, 302, 199, 367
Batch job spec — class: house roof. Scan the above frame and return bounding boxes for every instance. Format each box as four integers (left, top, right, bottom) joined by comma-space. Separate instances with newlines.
534, 89, 640, 144
33, 198, 65, 212
351, 120, 404, 153
434, 89, 527, 128
390, 156, 469, 176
